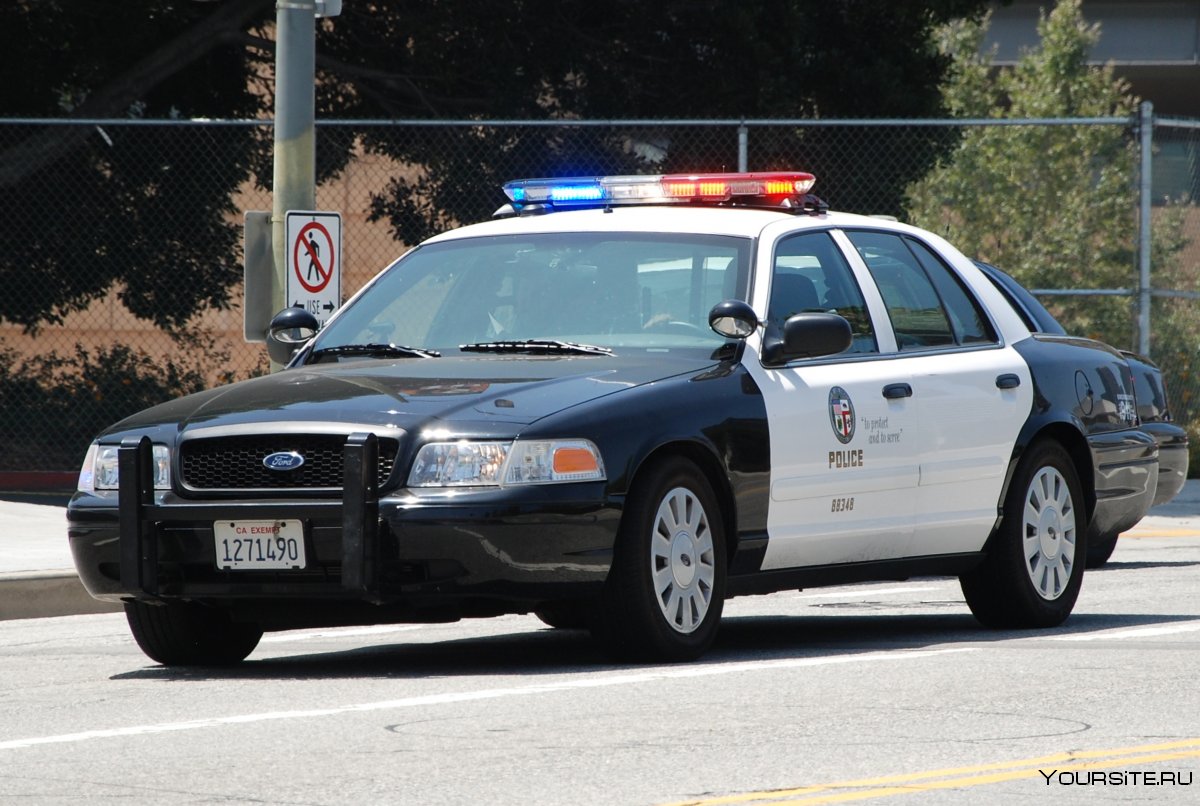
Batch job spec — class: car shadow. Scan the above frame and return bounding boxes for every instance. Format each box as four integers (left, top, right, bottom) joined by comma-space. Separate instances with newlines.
717, 610, 1199, 651
1091, 559, 1200, 571
109, 608, 1200, 683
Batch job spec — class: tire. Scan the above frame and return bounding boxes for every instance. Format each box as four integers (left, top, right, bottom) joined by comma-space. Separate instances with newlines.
1085, 531, 1119, 568
534, 603, 590, 630
592, 457, 726, 662
125, 601, 262, 666
960, 441, 1087, 629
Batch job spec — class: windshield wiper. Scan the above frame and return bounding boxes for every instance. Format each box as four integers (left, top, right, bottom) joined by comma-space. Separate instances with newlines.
459, 339, 613, 356
309, 343, 441, 360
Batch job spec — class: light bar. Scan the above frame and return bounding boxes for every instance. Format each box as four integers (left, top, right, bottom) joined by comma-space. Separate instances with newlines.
503, 172, 817, 208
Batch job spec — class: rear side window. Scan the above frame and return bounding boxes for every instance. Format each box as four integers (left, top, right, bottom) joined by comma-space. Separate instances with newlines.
847, 231, 996, 351
905, 239, 996, 345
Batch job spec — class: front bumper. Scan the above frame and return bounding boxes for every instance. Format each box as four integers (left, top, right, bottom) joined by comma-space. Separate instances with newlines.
68, 436, 620, 629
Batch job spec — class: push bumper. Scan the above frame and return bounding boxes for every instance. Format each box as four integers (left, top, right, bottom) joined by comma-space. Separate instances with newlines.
67, 435, 620, 627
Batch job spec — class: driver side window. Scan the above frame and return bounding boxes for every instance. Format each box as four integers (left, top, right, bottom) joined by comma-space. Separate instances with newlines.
770, 232, 878, 355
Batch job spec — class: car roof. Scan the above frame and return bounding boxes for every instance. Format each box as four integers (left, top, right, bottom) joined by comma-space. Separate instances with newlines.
422, 205, 902, 243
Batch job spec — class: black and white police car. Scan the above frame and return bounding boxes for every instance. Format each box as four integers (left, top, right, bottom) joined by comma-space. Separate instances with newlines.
68, 172, 1171, 665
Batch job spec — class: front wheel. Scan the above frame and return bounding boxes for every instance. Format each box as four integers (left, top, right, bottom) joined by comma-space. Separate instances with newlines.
125, 601, 263, 666
593, 458, 726, 662
960, 441, 1087, 628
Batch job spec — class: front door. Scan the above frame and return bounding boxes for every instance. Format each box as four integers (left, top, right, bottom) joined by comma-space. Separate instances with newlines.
744, 231, 921, 570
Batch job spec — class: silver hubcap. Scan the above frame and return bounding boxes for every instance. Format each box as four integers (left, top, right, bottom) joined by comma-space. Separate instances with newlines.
651, 487, 716, 634
1023, 466, 1077, 600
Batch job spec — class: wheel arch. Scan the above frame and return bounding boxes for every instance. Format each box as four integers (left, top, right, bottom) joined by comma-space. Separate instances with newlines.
1001, 420, 1096, 534
627, 439, 740, 569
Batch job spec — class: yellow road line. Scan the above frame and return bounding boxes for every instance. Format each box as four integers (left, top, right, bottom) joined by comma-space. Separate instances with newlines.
1121, 528, 1200, 539
662, 738, 1200, 806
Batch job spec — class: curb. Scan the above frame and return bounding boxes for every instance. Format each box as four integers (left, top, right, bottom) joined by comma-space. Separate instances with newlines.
0, 471, 76, 492
0, 572, 122, 621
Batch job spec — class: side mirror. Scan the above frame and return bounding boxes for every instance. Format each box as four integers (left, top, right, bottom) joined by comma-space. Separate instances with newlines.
708, 300, 759, 339
266, 306, 319, 366
762, 312, 852, 365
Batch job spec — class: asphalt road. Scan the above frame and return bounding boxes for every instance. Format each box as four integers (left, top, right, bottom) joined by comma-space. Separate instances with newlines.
2, 525, 1199, 805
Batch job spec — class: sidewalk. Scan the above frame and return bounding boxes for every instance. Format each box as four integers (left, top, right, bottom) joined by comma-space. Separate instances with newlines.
0, 498, 121, 620
3, 482, 1200, 622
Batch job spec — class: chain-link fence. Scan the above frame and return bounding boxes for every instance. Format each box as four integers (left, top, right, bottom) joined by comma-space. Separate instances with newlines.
2, 116, 1198, 475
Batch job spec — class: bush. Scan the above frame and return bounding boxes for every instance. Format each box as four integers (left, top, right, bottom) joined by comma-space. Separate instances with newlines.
0, 335, 245, 471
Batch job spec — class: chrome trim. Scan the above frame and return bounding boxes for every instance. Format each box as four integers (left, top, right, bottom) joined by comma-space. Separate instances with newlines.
179, 421, 404, 441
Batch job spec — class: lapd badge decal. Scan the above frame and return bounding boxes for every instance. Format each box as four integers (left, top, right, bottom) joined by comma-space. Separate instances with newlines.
828, 387, 855, 444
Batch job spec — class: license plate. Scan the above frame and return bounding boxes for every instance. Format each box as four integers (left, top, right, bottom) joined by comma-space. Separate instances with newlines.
214, 520, 306, 570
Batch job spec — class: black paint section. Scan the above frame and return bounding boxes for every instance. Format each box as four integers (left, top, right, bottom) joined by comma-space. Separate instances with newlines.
67, 350, 774, 627
1010, 335, 1159, 541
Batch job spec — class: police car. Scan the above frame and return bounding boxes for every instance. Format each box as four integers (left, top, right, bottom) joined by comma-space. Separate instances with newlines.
67, 172, 1166, 665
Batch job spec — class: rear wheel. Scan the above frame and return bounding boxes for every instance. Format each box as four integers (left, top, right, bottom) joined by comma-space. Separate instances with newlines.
533, 603, 590, 630
1085, 531, 1119, 568
125, 601, 262, 666
592, 458, 726, 662
961, 441, 1087, 628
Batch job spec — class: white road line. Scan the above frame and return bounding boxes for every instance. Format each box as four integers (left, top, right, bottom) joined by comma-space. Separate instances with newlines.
260, 625, 425, 644
0, 647, 975, 752
793, 585, 942, 601
1048, 621, 1200, 642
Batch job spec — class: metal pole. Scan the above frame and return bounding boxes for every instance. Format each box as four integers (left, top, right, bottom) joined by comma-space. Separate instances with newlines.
271, 0, 317, 368
1138, 100, 1153, 356
737, 124, 748, 173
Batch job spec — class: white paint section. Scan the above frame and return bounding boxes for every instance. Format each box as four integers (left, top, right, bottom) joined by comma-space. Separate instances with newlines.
747, 357, 920, 569
910, 346, 1032, 556
1046, 621, 1200, 642
771, 465, 917, 501
0, 647, 975, 752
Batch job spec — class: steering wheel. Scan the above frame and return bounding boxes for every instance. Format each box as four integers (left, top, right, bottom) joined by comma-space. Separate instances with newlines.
645, 319, 707, 336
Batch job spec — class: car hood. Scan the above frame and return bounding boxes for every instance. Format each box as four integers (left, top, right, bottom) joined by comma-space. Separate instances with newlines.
105, 352, 719, 439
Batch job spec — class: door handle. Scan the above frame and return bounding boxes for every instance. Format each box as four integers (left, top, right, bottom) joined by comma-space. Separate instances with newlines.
996, 373, 1021, 390
882, 383, 913, 399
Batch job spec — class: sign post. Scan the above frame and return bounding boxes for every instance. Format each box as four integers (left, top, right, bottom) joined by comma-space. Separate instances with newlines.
285, 210, 342, 329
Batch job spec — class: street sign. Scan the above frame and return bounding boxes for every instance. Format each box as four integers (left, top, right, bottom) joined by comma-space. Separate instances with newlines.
285, 210, 342, 328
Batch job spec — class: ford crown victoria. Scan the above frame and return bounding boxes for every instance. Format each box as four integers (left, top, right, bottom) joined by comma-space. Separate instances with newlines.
67, 172, 1168, 664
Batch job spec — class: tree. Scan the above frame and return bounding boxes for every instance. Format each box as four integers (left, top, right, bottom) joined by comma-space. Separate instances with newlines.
1, 0, 991, 333
308, 1, 992, 241
0, 0, 276, 332
905, 0, 1143, 343
906, 0, 1200, 471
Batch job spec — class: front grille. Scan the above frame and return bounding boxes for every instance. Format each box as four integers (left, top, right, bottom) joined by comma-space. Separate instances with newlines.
180, 434, 400, 491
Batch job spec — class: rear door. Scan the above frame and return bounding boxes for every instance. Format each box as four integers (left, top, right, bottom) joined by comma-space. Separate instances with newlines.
844, 230, 1033, 556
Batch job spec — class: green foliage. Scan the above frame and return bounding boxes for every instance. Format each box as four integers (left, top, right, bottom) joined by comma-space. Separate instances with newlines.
905, 0, 1144, 344
0, 1, 271, 332
906, 0, 1200, 473
317, 0, 992, 239
2, 1, 993, 331
0, 334, 245, 471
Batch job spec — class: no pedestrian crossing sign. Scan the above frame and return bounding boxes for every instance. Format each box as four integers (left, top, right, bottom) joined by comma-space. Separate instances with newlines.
285, 210, 342, 328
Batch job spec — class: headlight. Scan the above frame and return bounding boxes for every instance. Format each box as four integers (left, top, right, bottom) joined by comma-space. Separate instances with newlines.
407, 439, 605, 488
77, 442, 172, 492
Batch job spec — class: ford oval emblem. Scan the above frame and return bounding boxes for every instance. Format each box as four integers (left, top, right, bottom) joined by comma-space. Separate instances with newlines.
263, 451, 305, 472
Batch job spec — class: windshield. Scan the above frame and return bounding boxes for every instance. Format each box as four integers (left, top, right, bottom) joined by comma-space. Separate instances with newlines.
312, 232, 751, 356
